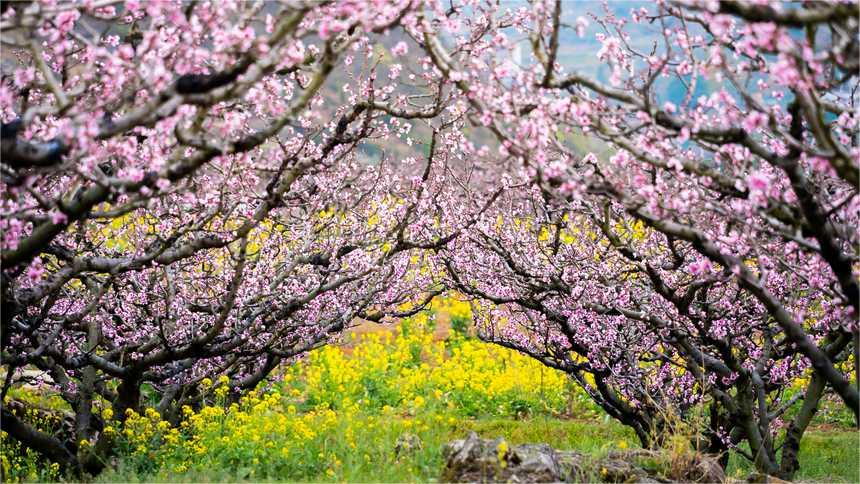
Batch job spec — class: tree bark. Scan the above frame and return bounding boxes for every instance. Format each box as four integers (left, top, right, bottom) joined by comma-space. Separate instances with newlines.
777, 374, 826, 480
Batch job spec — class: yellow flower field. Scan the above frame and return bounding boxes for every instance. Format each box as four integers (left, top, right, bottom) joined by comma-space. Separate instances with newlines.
95, 306, 579, 481
3, 298, 856, 483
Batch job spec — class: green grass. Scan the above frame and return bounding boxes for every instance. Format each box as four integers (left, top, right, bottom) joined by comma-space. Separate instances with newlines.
793, 430, 860, 482
7, 317, 859, 483
96, 414, 634, 483
95, 412, 857, 483
726, 428, 860, 483
461, 415, 635, 453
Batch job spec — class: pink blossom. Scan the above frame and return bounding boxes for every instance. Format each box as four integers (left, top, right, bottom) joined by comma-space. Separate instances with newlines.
747, 172, 770, 192
388, 64, 402, 80
742, 111, 768, 133
319, 21, 346, 40
55, 10, 81, 34
2, 218, 24, 250
688, 258, 713, 276
710, 15, 733, 37
13, 67, 35, 88
631, 7, 649, 24
750, 22, 777, 49
285, 41, 305, 65
678, 127, 690, 143
610, 150, 632, 167
808, 156, 835, 176
391, 41, 409, 56
118, 44, 135, 61
50, 210, 68, 225
597, 36, 622, 62
120, 167, 145, 183
770, 56, 800, 86
575, 16, 589, 38
125, 0, 142, 13
26, 258, 45, 284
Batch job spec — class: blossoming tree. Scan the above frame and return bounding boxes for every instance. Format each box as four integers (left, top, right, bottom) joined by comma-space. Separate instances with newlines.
420, 0, 858, 478
442, 180, 851, 477
1, 0, 858, 479
0, 0, 503, 473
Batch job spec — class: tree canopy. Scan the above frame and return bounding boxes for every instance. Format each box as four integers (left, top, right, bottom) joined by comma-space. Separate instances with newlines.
1, 1, 857, 479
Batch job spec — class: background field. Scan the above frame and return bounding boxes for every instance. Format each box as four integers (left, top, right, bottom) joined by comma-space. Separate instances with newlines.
3, 300, 858, 483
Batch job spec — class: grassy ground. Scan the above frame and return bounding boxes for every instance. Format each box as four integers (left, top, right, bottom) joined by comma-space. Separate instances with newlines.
4, 306, 860, 482
96, 415, 857, 483
718, 388, 859, 482
98, 415, 635, 483
726, 427, 859, 483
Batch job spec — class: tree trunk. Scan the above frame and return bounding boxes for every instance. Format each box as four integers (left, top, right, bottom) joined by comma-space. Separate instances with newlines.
777, 374, 826, 480
113, 376, 141, 421
706, 401, 731, 469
